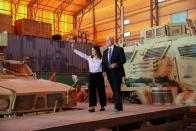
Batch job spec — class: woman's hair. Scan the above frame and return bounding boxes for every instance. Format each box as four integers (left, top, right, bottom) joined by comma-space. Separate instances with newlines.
92, 46, 102, 59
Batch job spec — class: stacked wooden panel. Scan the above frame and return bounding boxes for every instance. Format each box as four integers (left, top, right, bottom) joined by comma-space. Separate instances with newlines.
0, 14, 12, 33
34, 21, 41, 36
15, 19, 52, 39
41, 22, 52, 39
15, 19, 33, 36
62, 29, 89, 44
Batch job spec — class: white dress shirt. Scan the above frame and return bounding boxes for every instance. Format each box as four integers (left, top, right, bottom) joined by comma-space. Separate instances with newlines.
73, 49, 102, 73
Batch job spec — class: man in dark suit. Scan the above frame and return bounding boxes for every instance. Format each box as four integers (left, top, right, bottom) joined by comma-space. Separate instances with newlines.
102, 36, 126, 112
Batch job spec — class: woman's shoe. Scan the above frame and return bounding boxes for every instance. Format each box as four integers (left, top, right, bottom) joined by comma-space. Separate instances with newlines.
88, 108, 95, 112
100, 107, 105, 111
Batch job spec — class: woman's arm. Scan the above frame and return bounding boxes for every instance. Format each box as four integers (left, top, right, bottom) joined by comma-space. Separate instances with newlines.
73, 49, 90, 61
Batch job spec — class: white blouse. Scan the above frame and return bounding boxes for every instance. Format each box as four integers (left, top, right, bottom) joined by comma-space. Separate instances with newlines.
73, 49, 102, 73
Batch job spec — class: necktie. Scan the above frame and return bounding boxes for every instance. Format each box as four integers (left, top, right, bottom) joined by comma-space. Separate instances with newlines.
108, 48, 112, 66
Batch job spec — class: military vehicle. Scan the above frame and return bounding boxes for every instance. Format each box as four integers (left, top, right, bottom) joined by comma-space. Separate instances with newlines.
0, 32, 77, 117
122, 19, 196, 106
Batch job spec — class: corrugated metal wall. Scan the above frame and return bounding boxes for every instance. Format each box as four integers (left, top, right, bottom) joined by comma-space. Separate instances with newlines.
4, 34, 91, 73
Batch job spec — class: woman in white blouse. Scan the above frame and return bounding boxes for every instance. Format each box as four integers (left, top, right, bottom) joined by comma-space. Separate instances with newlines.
72, 44, 107, 112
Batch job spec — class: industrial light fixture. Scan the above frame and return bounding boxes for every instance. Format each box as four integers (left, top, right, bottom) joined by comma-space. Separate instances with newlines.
124, 19, 130, 25
124, 32, 131, 37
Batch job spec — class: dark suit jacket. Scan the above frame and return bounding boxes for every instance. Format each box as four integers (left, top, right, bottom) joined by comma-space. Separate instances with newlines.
102, 45, 126, 80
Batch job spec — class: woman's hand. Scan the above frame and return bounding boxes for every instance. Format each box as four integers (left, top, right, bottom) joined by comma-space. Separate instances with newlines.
103, 72, 107, 77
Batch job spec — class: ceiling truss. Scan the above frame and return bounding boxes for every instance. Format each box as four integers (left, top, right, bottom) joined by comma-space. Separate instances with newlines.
10, 0, 21, 24
27, 0, 43, 20
53, 0, 74, 34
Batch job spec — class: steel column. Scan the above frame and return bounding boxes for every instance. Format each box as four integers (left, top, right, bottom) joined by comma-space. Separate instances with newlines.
150, 0, 159, 27
121, 6, 124, 47
115, 0, 118, 43
92, 1, 96, 40
10, 0, 21, 25
114, 0, 123, 44
73, 15, 77, 29
77, 14, 84, 30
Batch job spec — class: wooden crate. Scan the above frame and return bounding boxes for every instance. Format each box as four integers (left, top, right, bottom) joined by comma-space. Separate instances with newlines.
0, 25, 11, 34
15, 19, 52, 39
41, 22, 52, 39
33, 21, 41, 37
0, 14, 12, 33
48, 24, 52, 38
15, 19, 34, 36
42, 23, 47, 38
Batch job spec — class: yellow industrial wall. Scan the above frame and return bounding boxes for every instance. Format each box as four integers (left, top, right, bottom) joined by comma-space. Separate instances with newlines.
79, 0, 196, 45
0, 0, 73, 35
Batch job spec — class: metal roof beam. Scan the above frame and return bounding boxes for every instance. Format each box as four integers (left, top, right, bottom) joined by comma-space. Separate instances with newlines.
68, 2, 86, 7
76, 0, 103, 17
28, 0, 42, 6
27, 0, 43, 20
54, 0, 73, 14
